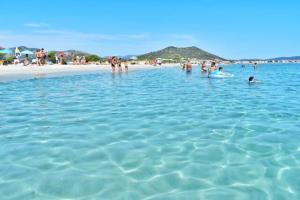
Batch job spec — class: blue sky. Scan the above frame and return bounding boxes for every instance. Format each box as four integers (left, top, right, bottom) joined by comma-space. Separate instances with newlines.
1, 0, 300, 59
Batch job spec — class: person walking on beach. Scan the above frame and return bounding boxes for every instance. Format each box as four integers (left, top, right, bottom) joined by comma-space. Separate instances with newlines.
35, 49, 42, 66
81, 56, 86, 65
59, 53, 64, 65
24, 54, 30, 66
41, 48, 46, 65
55, 54, 59, 64
76, 55, 80, 65
72, 55, 76, 65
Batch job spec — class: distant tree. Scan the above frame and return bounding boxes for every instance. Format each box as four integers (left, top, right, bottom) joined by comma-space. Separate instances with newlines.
86, 55, 101, 62
62, 59, 67, 65
5, 56, 15, 63
0, 53, 5, 60
47, 51, 57, 63
174, 55, 182, 63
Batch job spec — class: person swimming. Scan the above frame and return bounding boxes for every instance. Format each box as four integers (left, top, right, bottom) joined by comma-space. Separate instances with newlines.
218, 67, 231, 76
248, 76, 260, 84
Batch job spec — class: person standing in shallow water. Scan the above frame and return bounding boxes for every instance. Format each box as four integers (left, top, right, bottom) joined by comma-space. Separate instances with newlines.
209, 62, 217, 72
253, 62, 258, 70
118, 60, 122, 73
201, 61, 207, 72
35, 49, 42, 66
186, 61, 192, 72
111, 57, 116, 73
125, 61, 129, 72
118, 62, 122, 73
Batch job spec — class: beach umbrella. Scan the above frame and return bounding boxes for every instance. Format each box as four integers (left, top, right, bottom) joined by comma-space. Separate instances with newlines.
0, 48, 13, 55
15, 47, 20, 54
21, 50, 34, 55
130, 56, 138, 60
58, 52, 65, 56
15, 47, 21, 57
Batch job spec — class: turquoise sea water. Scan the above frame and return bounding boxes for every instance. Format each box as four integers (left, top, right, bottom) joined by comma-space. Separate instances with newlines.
0, 64, 300, 200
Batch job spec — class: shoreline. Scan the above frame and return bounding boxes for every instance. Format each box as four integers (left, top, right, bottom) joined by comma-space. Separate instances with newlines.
0, 64, 179, 82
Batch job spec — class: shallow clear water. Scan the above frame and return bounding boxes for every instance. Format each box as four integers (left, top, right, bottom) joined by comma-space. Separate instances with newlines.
0, 64, 300, 200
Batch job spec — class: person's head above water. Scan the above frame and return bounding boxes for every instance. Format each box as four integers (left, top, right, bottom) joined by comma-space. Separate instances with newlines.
249, 76, 254, 82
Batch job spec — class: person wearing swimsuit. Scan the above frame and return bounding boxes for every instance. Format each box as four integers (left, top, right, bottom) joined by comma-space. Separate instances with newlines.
201, 61, 207, 72
111, 57, 117, 73
35, 49, 42, 66
118, 61, 122, 73
186, 62, 192, 72
125, 61, 129, 72
208, 62, 218, 77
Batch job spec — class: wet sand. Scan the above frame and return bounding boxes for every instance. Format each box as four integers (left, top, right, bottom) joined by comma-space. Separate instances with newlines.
0, 64, 178, 82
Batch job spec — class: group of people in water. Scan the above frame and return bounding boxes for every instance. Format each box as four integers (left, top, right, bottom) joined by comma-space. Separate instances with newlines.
182, 61, 230, 76
109, 56, 129, 73
182, 61, 260, 84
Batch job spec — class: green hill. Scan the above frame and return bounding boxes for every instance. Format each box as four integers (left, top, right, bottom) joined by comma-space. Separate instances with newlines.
137, 46, 225, 61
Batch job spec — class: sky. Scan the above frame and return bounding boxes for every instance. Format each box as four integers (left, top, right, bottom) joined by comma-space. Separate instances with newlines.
1, 0, 300, 59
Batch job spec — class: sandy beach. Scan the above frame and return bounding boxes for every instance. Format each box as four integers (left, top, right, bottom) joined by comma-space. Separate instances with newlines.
0, 64, 178, 82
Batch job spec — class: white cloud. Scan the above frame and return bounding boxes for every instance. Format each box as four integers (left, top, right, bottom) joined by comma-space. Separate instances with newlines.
0, 28, 203, 56
0, 29, 151, 55
169, 34, 200, 43
30, 29, 150, 41
24, 23, 49, 28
